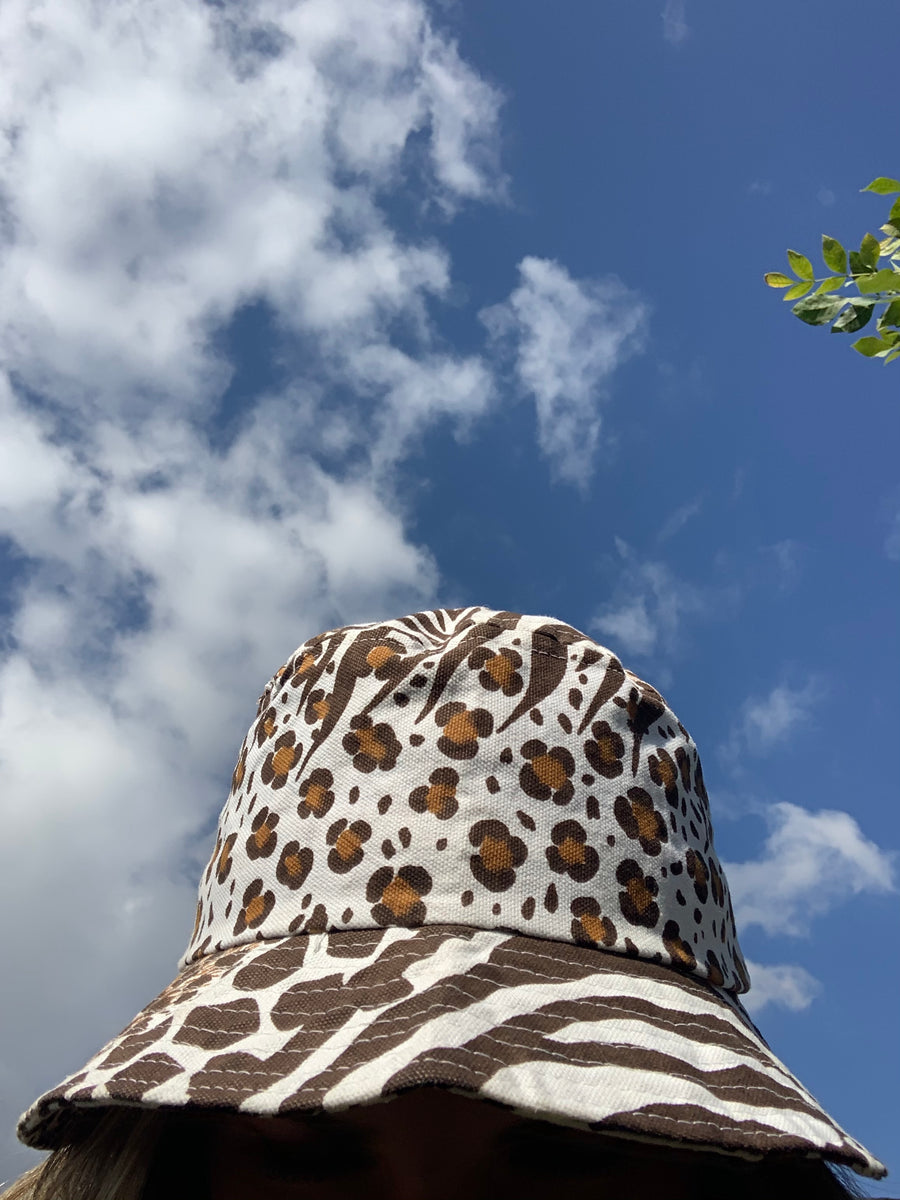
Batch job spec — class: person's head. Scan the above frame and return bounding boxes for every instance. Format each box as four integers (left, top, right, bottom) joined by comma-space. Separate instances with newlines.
10, 609, 888, 1195
5, 1088, 870, 1199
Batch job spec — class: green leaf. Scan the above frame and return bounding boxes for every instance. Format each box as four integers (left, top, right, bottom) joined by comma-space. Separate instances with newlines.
815, 275, 847, 295
881, 223, 900, 239
860, 232, 881, 270
822, 236, 847, 274
831, 299, 875, 333
885, 347, 900, 363
764, 272, 794, 288
880, 299, 900, 329
890, 197, 900, 227
792, 295, 846, 326
787, 249, 815, 280
848, 250, 868, 277
853, 336, 891, 357
784, 280, 812, 300
857, 268, 900, 295
862, 177, 900, 195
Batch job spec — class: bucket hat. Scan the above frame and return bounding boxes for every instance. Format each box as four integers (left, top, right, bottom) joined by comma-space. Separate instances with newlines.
17, 607, 886, 1178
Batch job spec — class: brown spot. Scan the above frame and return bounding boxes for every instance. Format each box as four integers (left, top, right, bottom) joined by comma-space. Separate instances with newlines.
283, 852, 303, 877
232, 755, 245, 791
557, 836, 585, 865
635, 804, 660, 843
444, 710, 477, 744
480, 835, 514, 873
356, 726, 387, 762
245, 895, 267, 925
627, 876, 653, 913
382, 875, 420, 917
532, 753, 567, 791
271, 744, 296, 776
580, 915, 614, 946
655, 753, 677, 788
305, 783, 327, 812
427, 781, 456, 814
486, 655, 514, 687
671, 941, 694, 966
367, 645, 396, 671
312, 697, 329, 720
335, 829, 362, 861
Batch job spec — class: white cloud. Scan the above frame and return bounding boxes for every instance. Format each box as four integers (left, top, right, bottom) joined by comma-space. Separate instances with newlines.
657, 496, 702, 542
481, 257, 647, 489
742, 960, 822, 1015
0, 0, 506, 1180
591, 538, 706, 659
722, 679, 822, 761
741, 683, 816, 747
724, 803, 896, 937
594, 595, 658, 657
420, 31, 507, 206
662, 0, 689, 46
0, 0, 504, 415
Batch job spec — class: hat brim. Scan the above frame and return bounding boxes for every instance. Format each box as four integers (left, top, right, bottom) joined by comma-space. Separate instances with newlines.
18, 924, 885, 1178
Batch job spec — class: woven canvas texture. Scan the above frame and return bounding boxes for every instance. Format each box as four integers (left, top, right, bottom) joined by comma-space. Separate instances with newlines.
19, 925, 880, 1173
185, 607, 748, 989
17, 608, 886, 1177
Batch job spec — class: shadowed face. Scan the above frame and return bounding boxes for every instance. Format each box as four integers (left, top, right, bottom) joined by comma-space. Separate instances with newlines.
202, 1086, 708, 1200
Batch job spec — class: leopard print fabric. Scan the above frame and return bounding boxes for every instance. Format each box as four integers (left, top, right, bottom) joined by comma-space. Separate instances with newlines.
185, 607, 748, 990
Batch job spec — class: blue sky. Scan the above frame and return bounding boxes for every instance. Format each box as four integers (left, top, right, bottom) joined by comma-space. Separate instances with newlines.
0, 0, 897, 1188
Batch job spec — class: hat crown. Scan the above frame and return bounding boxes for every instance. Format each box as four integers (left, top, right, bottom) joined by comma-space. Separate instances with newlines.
184, 607, 750, 995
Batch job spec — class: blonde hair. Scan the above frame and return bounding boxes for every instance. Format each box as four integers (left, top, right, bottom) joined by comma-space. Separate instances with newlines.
1, 1109, 165, 1200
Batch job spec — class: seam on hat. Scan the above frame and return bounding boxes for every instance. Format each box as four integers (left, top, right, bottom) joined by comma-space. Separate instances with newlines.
276, 617, 596, 665
180, 1043, 836, 1114
316, 1027, 823, 1109
207, 940, 730, 998
159, 1008, 753, 1042
168, 1016, 822, 1112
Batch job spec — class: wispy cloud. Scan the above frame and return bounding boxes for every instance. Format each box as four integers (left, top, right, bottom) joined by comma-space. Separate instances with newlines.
724, 802, 896, 937
764, 539, 803, 592
721, 679, 822, 763
591, 538, 716, 660
742, 960, 822, 1015
481, 257, 647, 489
662, 0, 689, 46
657, 496, 702, 542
